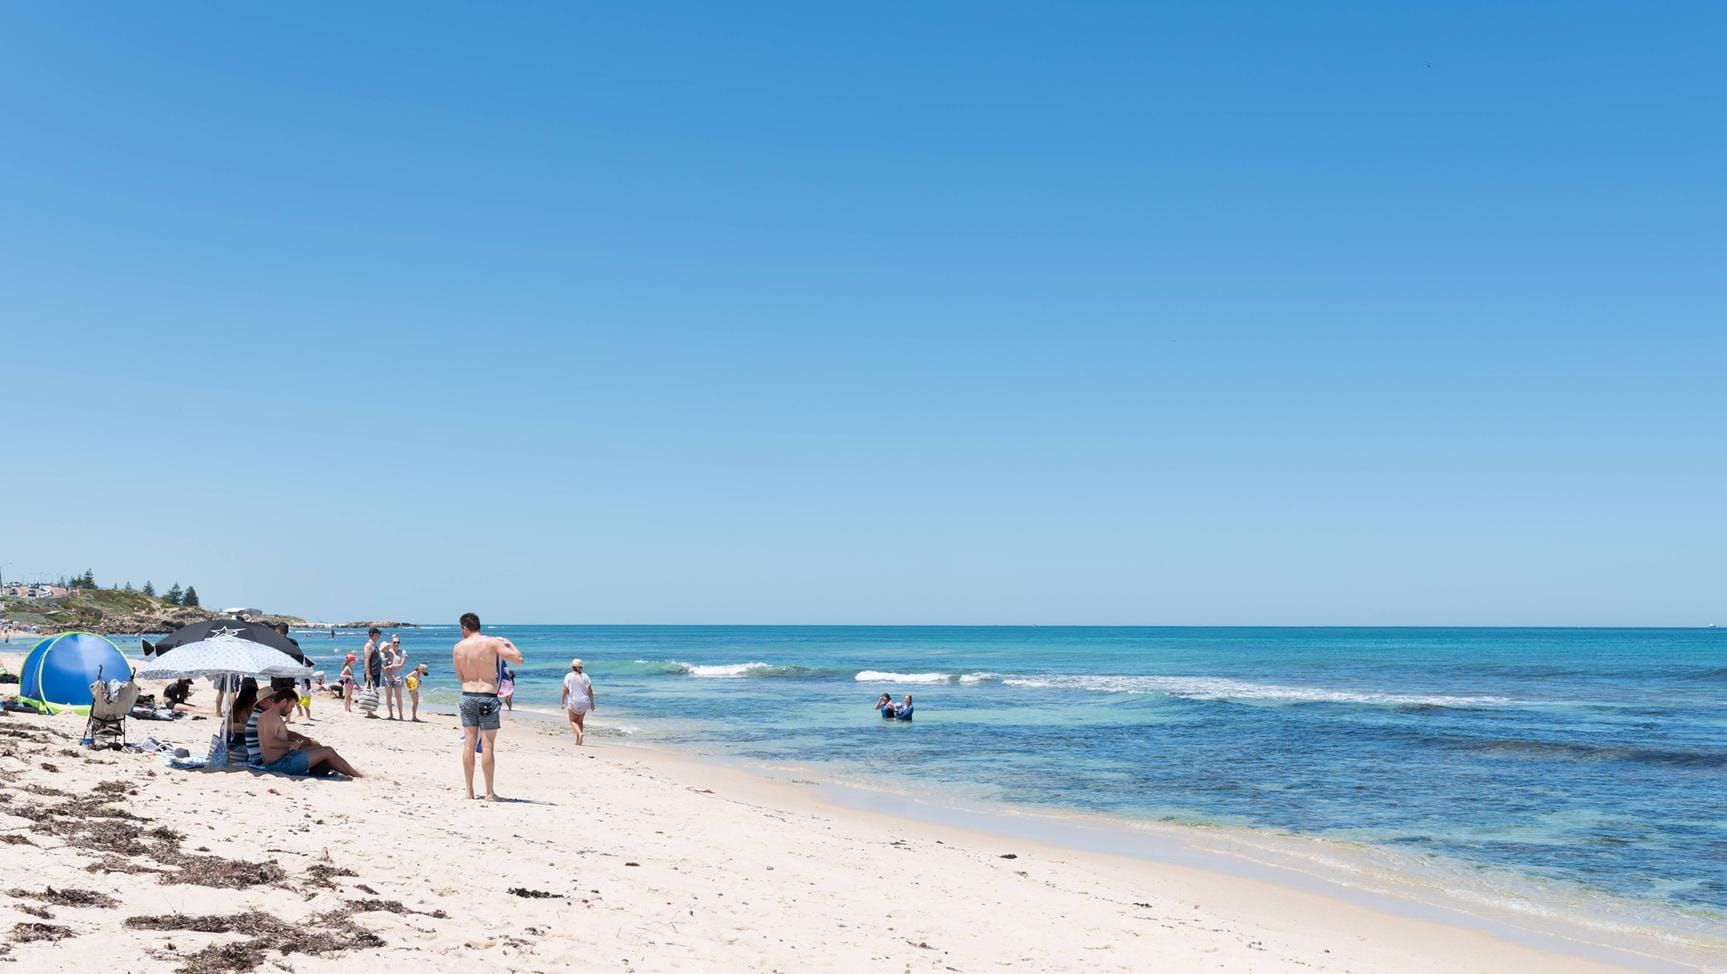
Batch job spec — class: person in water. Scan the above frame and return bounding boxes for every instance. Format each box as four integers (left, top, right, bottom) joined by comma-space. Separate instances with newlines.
452, 611, 524, 801
896, 694, 914, 721
875, 693, 896, 719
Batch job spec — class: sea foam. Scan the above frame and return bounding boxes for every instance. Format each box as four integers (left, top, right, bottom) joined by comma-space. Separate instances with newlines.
854, 671, 1001, 685
999, 674, 1509, 708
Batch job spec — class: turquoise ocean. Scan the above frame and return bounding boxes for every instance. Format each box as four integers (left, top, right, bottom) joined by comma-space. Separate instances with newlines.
290, 625, 1725, 941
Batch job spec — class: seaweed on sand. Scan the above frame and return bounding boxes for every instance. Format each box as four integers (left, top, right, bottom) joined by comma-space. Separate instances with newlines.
159, 855, 287, 889
10, 921, 74, 943
12, 781, 282, 889
128, 909, 386, 974
302, 863, 357, 888
7, 887, 119, 909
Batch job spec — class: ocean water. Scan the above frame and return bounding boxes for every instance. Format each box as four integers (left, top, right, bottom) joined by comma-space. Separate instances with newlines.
296, 625, 1726, 935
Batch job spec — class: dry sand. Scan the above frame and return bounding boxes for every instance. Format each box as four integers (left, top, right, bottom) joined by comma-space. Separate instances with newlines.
0, 661, 1701, 973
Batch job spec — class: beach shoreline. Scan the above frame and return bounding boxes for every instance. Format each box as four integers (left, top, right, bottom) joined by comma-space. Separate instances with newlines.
2, 654, 1719, 972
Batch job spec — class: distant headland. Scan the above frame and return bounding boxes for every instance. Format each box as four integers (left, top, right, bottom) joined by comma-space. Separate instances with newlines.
0, 577, 412, 636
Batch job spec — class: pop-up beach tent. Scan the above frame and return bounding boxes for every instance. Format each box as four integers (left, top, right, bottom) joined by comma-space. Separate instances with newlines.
17, 632, 133, 715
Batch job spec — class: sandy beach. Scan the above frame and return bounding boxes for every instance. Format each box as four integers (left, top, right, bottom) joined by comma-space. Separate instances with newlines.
0, 654, 1705, 974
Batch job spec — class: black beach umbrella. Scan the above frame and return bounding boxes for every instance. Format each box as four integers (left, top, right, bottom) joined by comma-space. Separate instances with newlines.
142, 618, 308, 664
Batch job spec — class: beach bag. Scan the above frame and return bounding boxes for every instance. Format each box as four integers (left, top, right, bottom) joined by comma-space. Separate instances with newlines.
356, 687, 380, 714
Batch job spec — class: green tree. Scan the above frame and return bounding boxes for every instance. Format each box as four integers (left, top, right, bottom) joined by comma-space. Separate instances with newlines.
183, 586, 200, 608
164, 583, 183, 606
79, 569, 96, 589
142, 581, 156, 597
124, 581, 134, 592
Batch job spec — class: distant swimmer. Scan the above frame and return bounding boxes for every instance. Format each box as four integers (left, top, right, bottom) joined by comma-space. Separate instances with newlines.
452, 611, 524, 801
873, 692, 914, 721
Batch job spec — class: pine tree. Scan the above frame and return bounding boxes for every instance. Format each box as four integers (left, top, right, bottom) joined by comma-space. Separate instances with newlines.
142, 581, 156, 598
80, 569, 96, 589
183, 586, 200, 608
165, 583, 183, 606
124, 582, 134, 592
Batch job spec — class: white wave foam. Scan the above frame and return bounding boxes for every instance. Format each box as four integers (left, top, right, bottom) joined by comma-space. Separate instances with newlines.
855, 670, 1002, 685
855, 670, 955, 684
676, 661, 772, 678
999, 674, 1508, 708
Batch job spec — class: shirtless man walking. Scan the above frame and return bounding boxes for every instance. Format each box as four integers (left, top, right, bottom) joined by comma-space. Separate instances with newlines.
452, 612, 524, 801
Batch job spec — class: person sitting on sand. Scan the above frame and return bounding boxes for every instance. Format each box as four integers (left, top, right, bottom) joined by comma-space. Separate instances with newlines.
875, 693, 896, 719
248, 687, 362, 777
895, 694, 914, 721
561, 658, 595, 745
163, 679, 195, 711
227, 679, 261, 756
406, 663, 429, 722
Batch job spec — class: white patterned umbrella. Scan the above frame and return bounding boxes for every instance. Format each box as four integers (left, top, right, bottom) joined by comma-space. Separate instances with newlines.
133, 634, 309, 769
134, 634, 311, 680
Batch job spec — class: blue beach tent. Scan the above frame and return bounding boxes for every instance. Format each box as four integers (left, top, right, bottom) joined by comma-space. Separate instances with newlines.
18, 632, 132, 715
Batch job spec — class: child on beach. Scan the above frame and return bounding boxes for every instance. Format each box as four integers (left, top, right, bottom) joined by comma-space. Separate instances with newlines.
340, 655, 357, 712
498, 666, 516, 712
406, 663, 428, 722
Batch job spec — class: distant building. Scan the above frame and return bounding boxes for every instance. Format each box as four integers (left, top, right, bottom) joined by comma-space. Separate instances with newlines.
223, 607, 264, 618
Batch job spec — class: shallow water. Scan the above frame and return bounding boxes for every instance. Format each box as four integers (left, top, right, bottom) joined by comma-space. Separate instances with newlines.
287, 625, 1726, 934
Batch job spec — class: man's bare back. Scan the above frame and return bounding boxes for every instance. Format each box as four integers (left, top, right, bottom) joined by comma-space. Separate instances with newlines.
453, 633, 523, 693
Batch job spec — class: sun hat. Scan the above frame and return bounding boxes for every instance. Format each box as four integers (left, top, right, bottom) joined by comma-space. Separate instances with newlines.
570, 658, 583, 668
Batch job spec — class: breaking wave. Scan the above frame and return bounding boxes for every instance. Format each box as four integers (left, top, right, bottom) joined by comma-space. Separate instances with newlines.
854, 671, 1002, 685
999, 674, 1510, 708
626, 659, 841, 679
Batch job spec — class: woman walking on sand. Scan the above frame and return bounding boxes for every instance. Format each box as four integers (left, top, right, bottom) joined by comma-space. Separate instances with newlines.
561, 658, 595, 744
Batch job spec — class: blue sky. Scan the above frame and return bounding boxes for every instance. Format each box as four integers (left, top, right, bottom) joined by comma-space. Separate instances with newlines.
1, 3, 1721, 625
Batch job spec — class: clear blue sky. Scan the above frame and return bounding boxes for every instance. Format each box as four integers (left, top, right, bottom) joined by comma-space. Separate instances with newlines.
1, 3, 1721, 625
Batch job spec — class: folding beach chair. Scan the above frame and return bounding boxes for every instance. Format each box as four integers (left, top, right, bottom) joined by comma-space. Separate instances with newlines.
86, 678, 140, 750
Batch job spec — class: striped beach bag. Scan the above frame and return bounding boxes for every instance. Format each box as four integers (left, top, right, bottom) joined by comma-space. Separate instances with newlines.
355, 687, 380, 715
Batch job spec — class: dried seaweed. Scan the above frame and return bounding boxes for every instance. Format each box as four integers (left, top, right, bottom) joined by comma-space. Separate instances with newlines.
7, 886, 119, 909
508, 887, 564, 898
159, 855, 287, 889
302, 863, 356, 888
130, 909, 386, 973
10, 921, 73, 943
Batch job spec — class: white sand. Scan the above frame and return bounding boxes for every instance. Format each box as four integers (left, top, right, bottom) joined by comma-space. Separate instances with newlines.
0, 666, 1702, 972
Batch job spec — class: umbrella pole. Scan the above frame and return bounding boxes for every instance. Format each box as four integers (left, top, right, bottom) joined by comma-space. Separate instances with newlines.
217, 676, 234, 768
